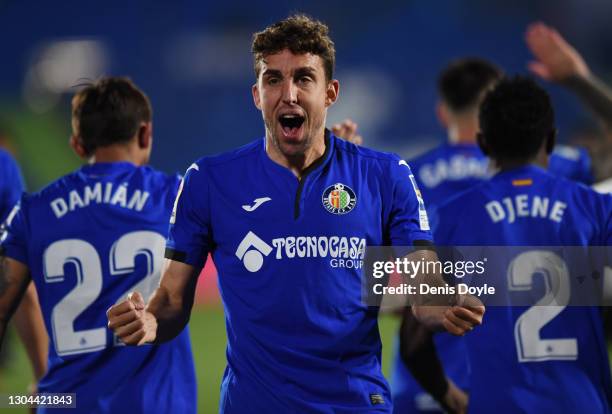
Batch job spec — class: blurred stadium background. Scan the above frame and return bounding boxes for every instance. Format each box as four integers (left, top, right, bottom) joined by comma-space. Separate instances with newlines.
1, 1, 611, 412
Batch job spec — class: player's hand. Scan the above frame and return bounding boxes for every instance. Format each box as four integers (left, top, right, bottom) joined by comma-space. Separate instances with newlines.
107, 291, 157, 345
442, 295, 485, 336
525, 22, 590, 82
441, 377, 468, 414
331, 119, 363, 145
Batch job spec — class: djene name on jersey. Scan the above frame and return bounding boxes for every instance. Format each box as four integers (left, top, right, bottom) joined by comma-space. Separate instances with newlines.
485, 195, 567, 224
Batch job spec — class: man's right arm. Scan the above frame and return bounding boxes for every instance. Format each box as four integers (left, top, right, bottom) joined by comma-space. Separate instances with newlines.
107, 259, 199, 345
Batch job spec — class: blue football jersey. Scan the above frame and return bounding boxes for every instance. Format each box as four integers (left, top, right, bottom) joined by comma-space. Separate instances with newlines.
166, 132, 432, 413
1, 162, 196, 414
0, 148, 25, 222
549, 144, 594, 185
432, 165, 612, 413
390, 143, 481, 413
407, 143, 490, 217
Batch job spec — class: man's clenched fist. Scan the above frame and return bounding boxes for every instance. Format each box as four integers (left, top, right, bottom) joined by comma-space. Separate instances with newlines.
107, 291, 157, 345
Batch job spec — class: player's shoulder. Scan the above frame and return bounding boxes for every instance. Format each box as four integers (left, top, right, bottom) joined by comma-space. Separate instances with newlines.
408, 141, 450, 166
0, 147, 13, 161
13, 169, 74, 215
28, 164, 179, 206
332, 134, 404, 167
437, 181, 487, 213
191, 138, 262, 171
551, 144, 589, 163
563, 174, 612, 206
0, 147, 19, 171
552, 146, 594, 184
138, 165, 181, 187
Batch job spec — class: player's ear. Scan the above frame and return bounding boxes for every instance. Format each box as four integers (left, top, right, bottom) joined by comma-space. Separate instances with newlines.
545, 128, 557, 154
476, 132, 489, 155
252, 83, 262, 110
325, 79, 339, 107
69, 135, 88, 159
138, 122, 153, 150
436, 102, 450, 128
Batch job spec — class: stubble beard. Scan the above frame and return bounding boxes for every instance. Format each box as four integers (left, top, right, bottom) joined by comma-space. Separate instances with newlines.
265, 116, 323, 162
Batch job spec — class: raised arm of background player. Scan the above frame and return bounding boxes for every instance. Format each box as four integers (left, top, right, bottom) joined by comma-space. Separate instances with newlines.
526, 22, 612, 130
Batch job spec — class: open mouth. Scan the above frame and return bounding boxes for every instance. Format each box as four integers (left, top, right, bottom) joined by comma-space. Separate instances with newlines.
278, 114, 305, 138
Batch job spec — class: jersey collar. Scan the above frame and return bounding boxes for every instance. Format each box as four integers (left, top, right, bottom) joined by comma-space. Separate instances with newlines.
79, 161, 139, 176
260, 129, 334, 180
492, 164, 548, 180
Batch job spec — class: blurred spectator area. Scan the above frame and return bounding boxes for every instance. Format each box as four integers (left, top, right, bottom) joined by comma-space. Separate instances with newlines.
1, 0, 611, 187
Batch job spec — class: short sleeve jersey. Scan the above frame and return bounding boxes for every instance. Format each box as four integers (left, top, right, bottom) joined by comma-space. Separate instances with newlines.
1, 162, 196, 414
433, 165, 612, 414
166, 132, 433, 413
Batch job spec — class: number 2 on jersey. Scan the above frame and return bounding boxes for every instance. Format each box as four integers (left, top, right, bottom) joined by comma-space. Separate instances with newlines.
508, 250, 578, 362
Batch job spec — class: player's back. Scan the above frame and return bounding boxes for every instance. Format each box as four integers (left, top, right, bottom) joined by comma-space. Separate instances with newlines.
433, 165, 612, 413
390, 142, 479, 413
408, 142, 489, 214
3, 162, 196, 414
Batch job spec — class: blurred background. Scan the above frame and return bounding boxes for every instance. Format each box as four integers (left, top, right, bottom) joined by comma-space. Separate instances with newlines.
1, 0, 612, 412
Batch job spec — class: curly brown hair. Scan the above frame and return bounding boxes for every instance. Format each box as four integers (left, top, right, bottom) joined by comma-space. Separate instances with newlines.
251, 14, 335, 81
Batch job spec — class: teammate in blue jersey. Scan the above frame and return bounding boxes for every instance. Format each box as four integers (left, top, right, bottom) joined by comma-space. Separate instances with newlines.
0, 78, 196, 414
431, 76, 612, 413
549, 144, 593, 184
0, 145, 48, 390
108, 15, 484, 414
407, 59, 501, 211
0, 147, 25, 222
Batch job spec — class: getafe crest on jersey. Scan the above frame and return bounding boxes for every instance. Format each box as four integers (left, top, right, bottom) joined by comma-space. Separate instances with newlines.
322, 183, 357, 214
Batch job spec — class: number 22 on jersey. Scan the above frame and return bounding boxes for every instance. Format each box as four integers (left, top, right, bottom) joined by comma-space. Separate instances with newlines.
43, 231, 164, 356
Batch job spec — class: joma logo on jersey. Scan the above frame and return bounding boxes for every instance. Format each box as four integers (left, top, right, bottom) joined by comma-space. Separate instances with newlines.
322, 183, 357, 215
235, 231, 366, 272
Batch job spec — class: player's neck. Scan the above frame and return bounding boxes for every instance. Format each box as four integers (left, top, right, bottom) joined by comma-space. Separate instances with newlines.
266, 131, 327, 179
447, 123, 478, 145
89, 144, 146, 166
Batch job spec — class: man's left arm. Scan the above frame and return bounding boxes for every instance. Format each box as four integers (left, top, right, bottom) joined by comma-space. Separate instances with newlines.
13, 282, 48, 381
